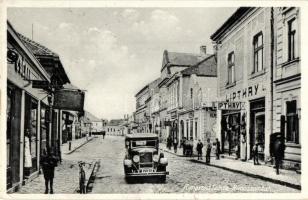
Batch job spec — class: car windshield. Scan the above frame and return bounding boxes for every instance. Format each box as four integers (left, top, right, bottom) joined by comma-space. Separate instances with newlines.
131, 140, 157, 148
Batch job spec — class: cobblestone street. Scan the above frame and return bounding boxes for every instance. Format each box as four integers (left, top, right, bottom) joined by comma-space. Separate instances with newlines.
90, 136, 299, 193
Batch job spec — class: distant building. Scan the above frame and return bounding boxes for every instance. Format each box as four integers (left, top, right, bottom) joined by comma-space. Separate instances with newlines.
80, 111, 103, 135
158, 48, 209, 142
105, 119, 126, 136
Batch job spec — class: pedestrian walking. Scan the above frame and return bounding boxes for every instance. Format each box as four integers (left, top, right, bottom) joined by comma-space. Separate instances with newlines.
196, 139, 203, 160
215, 138, 221, 160
79, 162, 86, 194
40, 147, 58, 194
102, 131, 106, 139
205, 138, 212, 164
252, 143, 259, 165
173, 138, 178, 154
273, 135, 285, 175
167, 136, 172, 150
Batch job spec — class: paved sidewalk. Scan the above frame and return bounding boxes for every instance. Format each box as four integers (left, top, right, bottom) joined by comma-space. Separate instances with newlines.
160, 143, 301, 190
62, 136, 94, 154
17, 136, 96, 194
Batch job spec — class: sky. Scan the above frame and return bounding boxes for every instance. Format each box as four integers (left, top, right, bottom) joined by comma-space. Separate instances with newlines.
8, 7, 237, 120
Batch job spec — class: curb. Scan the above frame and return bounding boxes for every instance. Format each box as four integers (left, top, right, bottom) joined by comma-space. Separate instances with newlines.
190, 159, 301, 190
159, 148, 185, 157
65, 137, 94, 155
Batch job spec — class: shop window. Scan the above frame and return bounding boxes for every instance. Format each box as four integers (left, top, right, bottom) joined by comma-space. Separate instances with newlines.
40, 104, 47, 156
186, 121, 189, 139
190, 88, 193, 99
288, 18, 297, 61
253, 32, 263, 73
190, 120, 193, 140
227, 52, 235, 84
286, 100, 299, 144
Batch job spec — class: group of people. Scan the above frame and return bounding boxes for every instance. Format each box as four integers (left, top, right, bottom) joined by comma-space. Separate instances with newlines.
196, 138, 221, 164
166, 136, 178, 153
167, 134, 285, 175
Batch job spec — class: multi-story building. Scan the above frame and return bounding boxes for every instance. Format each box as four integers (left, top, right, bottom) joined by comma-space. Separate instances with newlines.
148, 78, 161, 133
134, 85, 150, 132
7, 21, 74, 192
272, 7, 301, 169
158, 49, 208, 142
178, 55, 218, 147
210, 7, 301, 169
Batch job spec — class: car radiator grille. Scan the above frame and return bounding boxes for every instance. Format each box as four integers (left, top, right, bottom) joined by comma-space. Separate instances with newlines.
140, 152, 152, 163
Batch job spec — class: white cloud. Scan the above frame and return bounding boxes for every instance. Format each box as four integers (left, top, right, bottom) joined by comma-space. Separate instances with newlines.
131, 9, 193, 42
59, 22, 72, 29
121, 9, 139, 21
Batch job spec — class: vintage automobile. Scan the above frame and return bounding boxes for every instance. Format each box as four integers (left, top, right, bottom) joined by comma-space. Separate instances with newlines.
123, 133, 169, 182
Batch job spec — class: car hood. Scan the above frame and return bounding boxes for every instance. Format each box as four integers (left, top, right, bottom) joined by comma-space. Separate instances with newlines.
131, 147, 157, 154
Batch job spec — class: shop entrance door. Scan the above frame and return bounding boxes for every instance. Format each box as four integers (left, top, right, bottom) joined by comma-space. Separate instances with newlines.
249, 98, 265, 161
254, 112, 265, 161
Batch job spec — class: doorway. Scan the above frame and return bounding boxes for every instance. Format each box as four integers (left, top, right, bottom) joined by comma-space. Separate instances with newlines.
249, 98, 265, 161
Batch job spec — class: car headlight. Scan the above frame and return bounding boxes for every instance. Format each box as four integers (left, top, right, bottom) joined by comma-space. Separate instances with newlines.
124, 159, 132, 167
159, 157, 168, 165
133, 155, 140, 163
153, 154, 159, 162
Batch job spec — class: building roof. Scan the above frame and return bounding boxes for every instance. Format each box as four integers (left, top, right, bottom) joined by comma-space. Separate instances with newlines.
181, 54, 217, 77
17, 32, 70, 83
135, 84, 149, 97
210, 7, 253, 41
7, 21, 51, 82
161, 50, 210, 72
84, 111, 101, 122
17, 33, 59, 57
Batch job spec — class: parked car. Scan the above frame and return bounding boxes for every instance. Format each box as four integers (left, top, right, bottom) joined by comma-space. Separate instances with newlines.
123, 133, 169, 183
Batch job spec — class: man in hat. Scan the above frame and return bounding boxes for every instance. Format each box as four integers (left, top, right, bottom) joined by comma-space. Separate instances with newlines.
40, 147, 58, 194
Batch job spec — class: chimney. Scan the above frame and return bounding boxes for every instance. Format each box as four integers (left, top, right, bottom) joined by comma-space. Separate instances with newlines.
200, 45, 207, 56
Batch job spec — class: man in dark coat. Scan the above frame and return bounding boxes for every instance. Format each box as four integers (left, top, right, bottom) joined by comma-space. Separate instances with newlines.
215, 138, 221, 160
273, 135, 285, 175
196, 139, 203, 160
173, 138, 178, 154
205, 138, 212, 164
40, 147, 58, 194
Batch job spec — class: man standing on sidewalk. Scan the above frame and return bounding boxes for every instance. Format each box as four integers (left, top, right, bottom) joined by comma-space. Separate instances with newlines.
205, 138, 212, 164
40, 147, 58, 194
173, 138, 178, 154
273, 135, 285, 175
196, 139, 203, 160
215, 138, 221, 160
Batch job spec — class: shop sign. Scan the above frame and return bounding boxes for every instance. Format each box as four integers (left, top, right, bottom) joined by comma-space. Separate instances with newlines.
216, 101, 245, 110
8, 48, 31, 80
225, 84, 260, 101
54, 89, 85, 112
